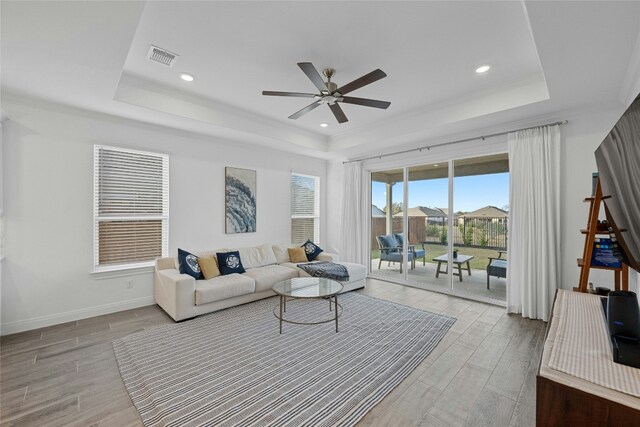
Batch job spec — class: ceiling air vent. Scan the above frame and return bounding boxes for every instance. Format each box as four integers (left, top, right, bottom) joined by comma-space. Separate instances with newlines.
146, 45, 178, 67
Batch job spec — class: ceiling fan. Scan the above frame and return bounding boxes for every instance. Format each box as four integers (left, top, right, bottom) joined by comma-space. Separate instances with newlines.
262, 62, 390, 124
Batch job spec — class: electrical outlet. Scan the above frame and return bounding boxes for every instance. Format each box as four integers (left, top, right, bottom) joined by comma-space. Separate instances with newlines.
126, 280, 133, 289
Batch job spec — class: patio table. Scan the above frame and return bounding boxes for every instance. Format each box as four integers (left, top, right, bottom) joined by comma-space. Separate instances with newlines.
433, 254, 474, 282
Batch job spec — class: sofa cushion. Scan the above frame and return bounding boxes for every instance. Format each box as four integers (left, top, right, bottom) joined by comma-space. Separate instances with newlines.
272, 244, 297, 264
195, 274, 255, 305
217, 251, 246, 275
279, 262, 302, 271
196, 248, 228, 259
178, 248, 204, 280
302, 240, 323, 261
243, 264, 299, 292
236, 244, 277, 269
315, 252, 339, 263
377, 234, 398, 249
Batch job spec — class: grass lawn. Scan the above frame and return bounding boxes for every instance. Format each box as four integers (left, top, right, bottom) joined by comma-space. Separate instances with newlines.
371, 243, 504, 270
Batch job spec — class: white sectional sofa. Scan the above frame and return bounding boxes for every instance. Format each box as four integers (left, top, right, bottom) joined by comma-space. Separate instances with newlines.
154, 243, 366, 321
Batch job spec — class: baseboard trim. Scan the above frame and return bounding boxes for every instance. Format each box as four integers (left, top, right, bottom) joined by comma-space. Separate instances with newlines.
0, 296, 155, 336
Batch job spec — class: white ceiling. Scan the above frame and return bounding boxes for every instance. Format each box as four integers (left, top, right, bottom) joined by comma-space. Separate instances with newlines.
2, 1, 640, 160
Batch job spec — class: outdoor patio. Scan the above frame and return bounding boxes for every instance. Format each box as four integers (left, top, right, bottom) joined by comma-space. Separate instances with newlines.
369, 256, 507, 303
370, 155, 509, 304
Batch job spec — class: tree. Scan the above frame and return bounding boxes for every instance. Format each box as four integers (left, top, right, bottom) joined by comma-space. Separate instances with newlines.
477, 224, 488, 246
440, 227, 448, 244
502, 204, 509, 212
383, 202, 403, 215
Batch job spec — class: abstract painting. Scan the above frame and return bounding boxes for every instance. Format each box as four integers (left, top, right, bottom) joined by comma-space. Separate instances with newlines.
225, 167, 256, 233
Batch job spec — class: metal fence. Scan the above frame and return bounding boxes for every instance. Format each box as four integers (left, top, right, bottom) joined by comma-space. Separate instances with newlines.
372, 216, 507, 249
432, 217, 507, 249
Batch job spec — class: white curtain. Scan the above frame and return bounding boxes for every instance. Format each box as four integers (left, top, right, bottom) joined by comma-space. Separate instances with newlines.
340, 161, 365, 264
507, 125, 561, 321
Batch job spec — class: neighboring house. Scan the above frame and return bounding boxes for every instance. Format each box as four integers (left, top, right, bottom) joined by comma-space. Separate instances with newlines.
394, 206, 446, 223
459, 205, 508, 223
371, 204, 385, 217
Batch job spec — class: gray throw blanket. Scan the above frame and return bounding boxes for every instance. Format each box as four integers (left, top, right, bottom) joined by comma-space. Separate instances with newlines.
297, 261, 350, 281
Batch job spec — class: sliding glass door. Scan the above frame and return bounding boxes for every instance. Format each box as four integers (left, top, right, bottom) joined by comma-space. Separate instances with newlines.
368, 154, 509, 304
405, 163, 450, 291
452, 155, 509, 301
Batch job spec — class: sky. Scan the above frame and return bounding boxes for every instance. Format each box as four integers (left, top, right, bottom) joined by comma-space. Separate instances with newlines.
372, 172, 509, 213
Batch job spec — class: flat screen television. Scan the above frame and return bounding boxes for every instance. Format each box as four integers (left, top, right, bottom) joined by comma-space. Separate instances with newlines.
595, 95, 640, 272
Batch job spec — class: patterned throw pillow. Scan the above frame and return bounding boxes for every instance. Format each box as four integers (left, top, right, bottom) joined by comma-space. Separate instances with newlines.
302, 240, 323, 261
216, 251, 246, 275
178, 248, 204, 280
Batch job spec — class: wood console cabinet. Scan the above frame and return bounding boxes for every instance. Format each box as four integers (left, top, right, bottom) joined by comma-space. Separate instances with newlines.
536, 290, 640, 426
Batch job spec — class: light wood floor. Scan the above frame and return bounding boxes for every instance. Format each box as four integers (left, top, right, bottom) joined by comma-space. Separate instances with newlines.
0, 279, 545, 426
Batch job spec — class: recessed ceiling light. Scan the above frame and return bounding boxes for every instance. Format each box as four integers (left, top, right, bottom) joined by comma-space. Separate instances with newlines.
475, 65, 491, 74
320, 123, 329, 128
434, 164, 439, 167
179, 72, 194, 82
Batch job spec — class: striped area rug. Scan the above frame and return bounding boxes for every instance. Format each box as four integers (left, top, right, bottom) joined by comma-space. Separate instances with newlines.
113, 293, 455, 427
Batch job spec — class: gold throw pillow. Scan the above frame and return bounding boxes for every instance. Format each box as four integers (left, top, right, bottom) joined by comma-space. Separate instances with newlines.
288, 247, 308, 263
198, 257, 221, 280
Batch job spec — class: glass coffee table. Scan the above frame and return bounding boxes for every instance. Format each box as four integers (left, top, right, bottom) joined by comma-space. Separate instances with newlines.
272, 277, 343, 334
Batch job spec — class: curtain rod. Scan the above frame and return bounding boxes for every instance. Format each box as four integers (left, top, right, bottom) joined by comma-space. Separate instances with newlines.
342, 120, 568, 164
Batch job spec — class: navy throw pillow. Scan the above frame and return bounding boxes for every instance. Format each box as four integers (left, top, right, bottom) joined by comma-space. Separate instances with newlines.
216, 251, 246, 275
178, 248, 204, 280
393, 233, 404, 247
302, 240, 323, 261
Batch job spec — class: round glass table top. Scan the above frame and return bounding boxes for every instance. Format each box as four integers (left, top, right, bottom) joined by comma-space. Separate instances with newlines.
272, 277, 343, 298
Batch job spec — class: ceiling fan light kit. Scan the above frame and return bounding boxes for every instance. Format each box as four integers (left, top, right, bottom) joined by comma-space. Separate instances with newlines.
262, 62, 391, 124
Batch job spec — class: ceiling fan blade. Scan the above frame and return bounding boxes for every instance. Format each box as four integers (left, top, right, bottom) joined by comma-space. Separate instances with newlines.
262, 91, 316, 98
336, 69, 387, 95
298, 62, 328, 93
340, 96, 391, 109
288, 101, 321, 120
329, 103, 348, 123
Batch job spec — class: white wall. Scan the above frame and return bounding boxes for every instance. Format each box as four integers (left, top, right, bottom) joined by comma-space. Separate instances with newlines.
0, 98, 326, 335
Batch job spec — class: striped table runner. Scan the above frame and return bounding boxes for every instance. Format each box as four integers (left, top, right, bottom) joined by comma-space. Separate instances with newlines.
548, 290, 640, 397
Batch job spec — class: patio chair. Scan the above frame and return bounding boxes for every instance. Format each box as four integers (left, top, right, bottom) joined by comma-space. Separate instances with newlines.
394, 233, 426, 268
376, 234, 425, 273
487, 250, 507, 289
376, 234, 409, 273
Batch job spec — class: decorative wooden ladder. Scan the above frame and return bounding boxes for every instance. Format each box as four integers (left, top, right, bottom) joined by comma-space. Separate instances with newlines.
577, 177, 628, 292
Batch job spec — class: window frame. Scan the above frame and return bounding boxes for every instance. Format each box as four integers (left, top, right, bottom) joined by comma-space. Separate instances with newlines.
290, 172, 320, 244
93, 145, 169, 272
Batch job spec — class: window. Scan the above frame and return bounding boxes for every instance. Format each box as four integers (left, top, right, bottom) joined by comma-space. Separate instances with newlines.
291, 173, 320, 244
94, 145, 169, 270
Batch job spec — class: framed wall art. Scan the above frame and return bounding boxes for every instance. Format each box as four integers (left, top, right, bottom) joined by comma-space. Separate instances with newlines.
225, 167, 256, 233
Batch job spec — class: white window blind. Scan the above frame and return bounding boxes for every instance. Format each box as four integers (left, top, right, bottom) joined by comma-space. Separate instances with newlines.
291, 173, 320, 244
94, 145, 169, 269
